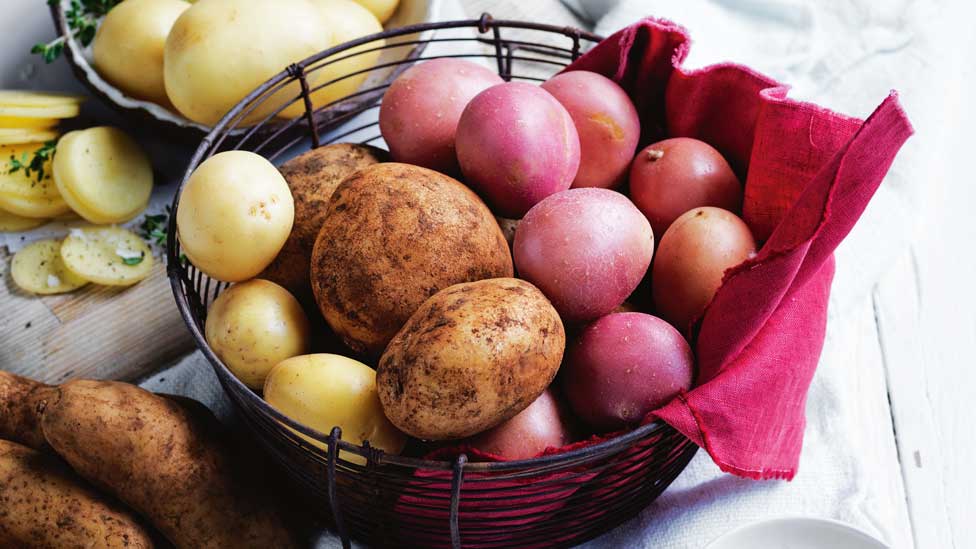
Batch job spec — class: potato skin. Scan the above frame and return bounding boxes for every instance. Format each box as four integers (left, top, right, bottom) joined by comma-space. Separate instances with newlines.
377, 278, 565, 440
0, 372, 53, 450
0, 440, 155, 549
38, 380, 296, 549
311, 162, 513, 357
262, 143, 388, 299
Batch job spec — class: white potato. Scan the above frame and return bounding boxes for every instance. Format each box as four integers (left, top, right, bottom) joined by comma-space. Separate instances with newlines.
93, 0, 190, 106
351, 0, 398, 22
279, 0, 384, 119
0, 91, 85, 108
264, 354, 407, 460
0, 143, 70, 218
164, 0, 333, 126
176, 151, 294, 282
52, 127, 153, 224
0, 116, 59, 129
0, 208, 47, 231
0, 128, 59, 145
10, 239, 88, 295
60, 226, 154, 286
205, 279, 310, 390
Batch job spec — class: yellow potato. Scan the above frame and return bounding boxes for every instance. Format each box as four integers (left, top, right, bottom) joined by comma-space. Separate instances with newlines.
352, 0, 399, 22
176, 151, 294, 282
279, 0, 384, 119
0, 104, 80, 119
0, 127, 59, 145
60, 226, 154, 286
0, 115, 59, 129
52, 127, 153, 223
205, 279, 310, 390
0, 90, 85, 107
0, 208, 47, 231
164, 0, 333, 126
264, 354, 406, 458
93, 0, 190, 106
10, 239, 89, 295
0, 143, 70, 218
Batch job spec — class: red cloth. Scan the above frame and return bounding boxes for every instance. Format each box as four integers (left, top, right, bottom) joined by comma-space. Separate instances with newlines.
568, 17, 914, 479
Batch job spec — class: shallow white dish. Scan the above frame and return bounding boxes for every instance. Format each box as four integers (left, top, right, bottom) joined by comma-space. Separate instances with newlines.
707, 517, 890, 549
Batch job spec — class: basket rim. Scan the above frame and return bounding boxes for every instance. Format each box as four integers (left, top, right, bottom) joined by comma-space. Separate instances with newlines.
166, 15, 677, 473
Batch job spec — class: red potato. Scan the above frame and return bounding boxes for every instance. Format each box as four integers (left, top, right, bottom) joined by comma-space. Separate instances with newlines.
652, 207, 757, 331
541, 70, 640, 189
629, 137, 743, 238
562, 312, 694, 431
513, 188, 654, 323
456, 82, 580, 217
379, 59, 502, 174
466, 388, 577, 460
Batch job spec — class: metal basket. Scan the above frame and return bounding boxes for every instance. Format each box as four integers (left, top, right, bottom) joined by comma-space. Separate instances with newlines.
167, 15, 697, 549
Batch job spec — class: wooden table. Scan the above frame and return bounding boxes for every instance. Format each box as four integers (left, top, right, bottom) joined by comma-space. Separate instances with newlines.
1, 2, 972, 548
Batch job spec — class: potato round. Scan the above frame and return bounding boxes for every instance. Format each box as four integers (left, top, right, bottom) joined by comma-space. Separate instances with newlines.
652, 207, 757, 331
60, 226, 154, 286
206, 279, 310, 389
311, 162, 513, 357
541, 70, 640, 189
279, 0, 384, 120
379, 59, 502, 174
377, 278, 565, 440
630, 137, 743, 237
0, 115, 59, 129
53, 127, 153, 223
352, 0, 399, 22
0, 127, 59, 145
164, 0, 332, 127
11, 239, 88, 295
513, 188, 654, 323
93, 0, 190, 106
177, 150, 295, 282
562, 312, 694, 431
0, 91, 84, 108
456, 82, 581, 218
0, 143, 70, 218
264, 354, 406, 455
261, 143, 388, 298
465, 387, 577, 460
0, 208, 47, 231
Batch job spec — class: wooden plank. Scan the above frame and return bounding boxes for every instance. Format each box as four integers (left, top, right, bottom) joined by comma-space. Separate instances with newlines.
0, 248, 194, 383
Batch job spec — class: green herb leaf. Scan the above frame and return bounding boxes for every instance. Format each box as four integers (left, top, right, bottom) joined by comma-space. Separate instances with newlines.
32, 0, 120, 62
5, 141, 57, 184
122, 252, 145, 266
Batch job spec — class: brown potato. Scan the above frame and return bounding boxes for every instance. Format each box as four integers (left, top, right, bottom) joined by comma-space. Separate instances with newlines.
0, 371, 51, 450
377, 278, 565, 440
0, 440, 155, 548
311, 163, 513, 357
262, 143, 389, 300
36, 380, 296, 549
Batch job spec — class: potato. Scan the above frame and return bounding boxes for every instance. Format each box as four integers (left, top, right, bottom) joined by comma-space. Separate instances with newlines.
562, 312, 694, 431
352, 0, 398, 22
311, 162, 513, 357
465, 388, 577, 460
177, 150, 294, 282
11, 239, 89, 295
0, 207, 47, 231
279, 0, 384, 120
379, 59, 502, 174
0, 371, 51, 450
93, 0, 190, 106
541, 70, 640, 189
0, 142, 70, 218
495, 215, 519, 248
164, 0, 332, 127
513, 188, 654, 323
630, 137, 743, 237
377, 278, 565, 440
0, 127, 59, 144
652, 207, 757, 331
261, 143, 388, 298
53, 127, 153, 223
0, 115, 59, 129
36, 380, 297, 548
206, 279, 310, 389
0, 90, 85, 108
456, 82, 580, 217
0, 440, 154, 548
58, 226, 153, 286
264, 354, 406, 456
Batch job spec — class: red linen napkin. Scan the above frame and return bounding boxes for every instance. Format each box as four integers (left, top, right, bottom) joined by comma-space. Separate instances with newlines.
568, 17, 914, 480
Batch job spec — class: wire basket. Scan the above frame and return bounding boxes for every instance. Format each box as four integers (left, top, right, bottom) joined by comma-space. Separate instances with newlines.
167, 15, 698, 549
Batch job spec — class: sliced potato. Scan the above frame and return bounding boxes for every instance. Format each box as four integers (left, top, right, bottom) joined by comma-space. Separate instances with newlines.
0, 143, 70, 218
0, 115, 59, 129
0, 104, 80, 119
10, 239, 89, 294
0, 208, 47, 231
53, 127, 153, 224
0, 128, 59, 145
0, 192, 69, 218
0, 91, 85, 107
60, 226, 154, 286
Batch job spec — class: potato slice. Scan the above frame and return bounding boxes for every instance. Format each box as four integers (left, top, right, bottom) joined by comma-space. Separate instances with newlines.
0, 91, 85, 107
0, 128, 59, 145
0, 143, 70, 218
60, 226, 154, 286
52, 127, 153, 224
0, 208, 47, 231
11, 239, 89, 294
0, 192, 69, 218
0, 104, 80, 119
0, 115, 59, 129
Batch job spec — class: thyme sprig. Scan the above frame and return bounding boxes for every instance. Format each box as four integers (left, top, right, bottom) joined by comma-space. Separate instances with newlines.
6, 140, 58, 185
32, 0, 121, 63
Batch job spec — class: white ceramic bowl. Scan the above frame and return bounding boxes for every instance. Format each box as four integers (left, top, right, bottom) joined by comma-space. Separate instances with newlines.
708, 517, 890, 549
